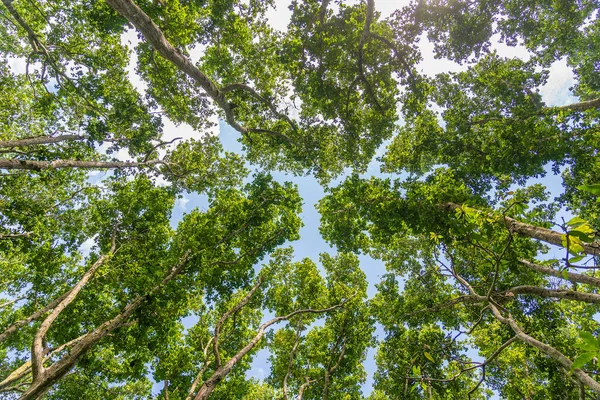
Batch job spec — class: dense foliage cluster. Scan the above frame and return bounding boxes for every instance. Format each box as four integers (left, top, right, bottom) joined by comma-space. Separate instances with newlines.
1, 0, 599, 398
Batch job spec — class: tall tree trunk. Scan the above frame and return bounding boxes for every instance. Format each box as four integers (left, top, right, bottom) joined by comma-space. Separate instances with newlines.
30, 244, 115, 382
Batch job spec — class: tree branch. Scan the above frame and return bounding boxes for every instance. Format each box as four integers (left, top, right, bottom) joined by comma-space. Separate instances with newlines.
0, 158, 165, 171
213, 276, 263, 368
441, 202, 600, 256
0, 135, 85, 149
487, 302, 600, 394
519, 259, 600, 288
505, 285, 600, 304
105, 0, 258, 138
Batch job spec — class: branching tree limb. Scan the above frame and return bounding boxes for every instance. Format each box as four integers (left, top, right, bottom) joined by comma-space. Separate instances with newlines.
105, 0, 294, 143
30, 235, 117, 383
193, 297, 353, 400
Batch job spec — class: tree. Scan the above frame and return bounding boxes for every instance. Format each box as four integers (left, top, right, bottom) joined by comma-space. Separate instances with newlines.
2, 0, 600, 398
319, 170, 600, 397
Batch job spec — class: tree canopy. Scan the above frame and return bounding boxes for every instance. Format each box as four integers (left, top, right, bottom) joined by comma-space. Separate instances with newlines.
1, 0, 599, 399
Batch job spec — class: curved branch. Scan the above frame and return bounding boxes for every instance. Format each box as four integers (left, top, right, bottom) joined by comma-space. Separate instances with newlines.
488, 303, 600, 394
297, 376, 316, 400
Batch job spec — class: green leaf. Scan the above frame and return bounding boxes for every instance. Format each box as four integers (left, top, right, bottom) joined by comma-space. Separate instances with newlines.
578, 184, 600, 195
580, 332, 597, 347
412, 365, 421, 376
563, 234, 585, 255
424, 351, 435, 363
566, 217, 588, 229
568, 255, 585, 264
562, 269, 569, 280
571, 352, 596, 370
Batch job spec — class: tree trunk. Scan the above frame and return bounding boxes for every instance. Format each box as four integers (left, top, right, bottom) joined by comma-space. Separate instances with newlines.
31, 249, 113, 381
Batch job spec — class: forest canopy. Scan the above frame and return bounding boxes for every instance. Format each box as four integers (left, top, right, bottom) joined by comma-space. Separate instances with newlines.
1, 0, 599, 399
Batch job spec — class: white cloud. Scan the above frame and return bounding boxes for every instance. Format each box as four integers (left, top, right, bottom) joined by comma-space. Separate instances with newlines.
120, 29, 148, 95
416, 34, 467, 77
7, 56, 28, 74
539, 58, 577, 106
79, 237, 96, 257
175, 195, 190, 210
